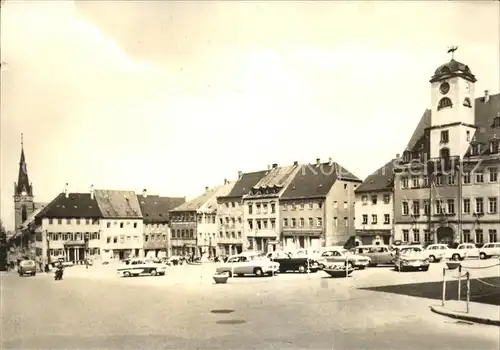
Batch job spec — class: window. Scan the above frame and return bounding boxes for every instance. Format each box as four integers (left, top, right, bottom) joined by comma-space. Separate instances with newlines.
440, 130, 449, 143
256, 204, 261, 214
248, 220, 253, 230
489, 168, 498, 182
120, 222, 124, 228
232, 202, 236, 208
466, 130, 471, 141
48, 218, 53, 225
308, 202, 313, 209
437, 97, 452, 110
475, 198, 484, 214
76, 219, 81, 225
361, 196, 368, 205
248, 204, 253, 214
489, 229, 498, 243
362, 215, 368, 224
463, 172, 471, 184
447, 199, 455, 214
113, 236, 118, 243
299, 218, 304, 227
463, 97, 472, 108
435, 175, 443, 186
488, 197, 497, 214
412, 200, 420, 216
106, 237, 111, 244
333, 217, 338, 227
422, 176, 429, 187
475, 229, 484, 244
384, 214, 390, 224
271, 203, 276, 213
435, 200, 444, 214
317, 218, 323, 227
371, 214, 377, 224
343, 202, 347, 209
308, 218, 313, 227
344, 184, 348, 190
270, 219, 275, 229
299, 203, 304, 210
413, 229, 420, 243
344, 217, 348, 227
490, 141, 499, 154
106, 222, 111, 228
66, 219, 71, 224
447, 175, 455, 185
463, 230, 471, 243
475, 169, 484, 183
333, 201, 338, 209
383, 194, 391, 204
424, 230, 433, 243
463, 198, 471, 214
402, 201, 409, 216
411, 176, 419, 188
283, 218, 288, 227
371, 196, 377, 205
401, 177, 409, 189
318, 202, 323, 209
291, 218, 296, 227
256, 220, 262, 230
424, 200, 430, 215
402, 229, 409, 243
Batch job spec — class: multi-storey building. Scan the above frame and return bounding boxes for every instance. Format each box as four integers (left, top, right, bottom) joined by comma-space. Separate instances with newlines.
94, 189, 144, 260
216, 170, 268, 255
33, 189, 102, 264
393, 56, 500, 245
280, 158, 361, 250
137, 189, 185, 258
354, 159, 396, 246
169, 181, 234, 257
243, 163, 301, 253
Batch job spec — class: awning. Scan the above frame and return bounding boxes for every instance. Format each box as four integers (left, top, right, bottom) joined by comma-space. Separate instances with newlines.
355, 230, 392, 237
63, 240, 85, 247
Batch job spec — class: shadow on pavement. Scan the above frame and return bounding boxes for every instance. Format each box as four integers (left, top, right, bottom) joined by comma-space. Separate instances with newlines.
360, 277, 500, 306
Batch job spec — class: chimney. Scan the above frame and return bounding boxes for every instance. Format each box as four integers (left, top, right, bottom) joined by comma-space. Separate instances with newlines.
64, 183, 68, 198
238, 171, 243, 179
205, 186, 209, 192
142, 189, 147, 198
224, 178, 228, 185
90, 185, 94, 200
484, 90, 490, 103
272, 163, 278, 169
267, 164, 271, 170
316, 158, 321, 166
328, 157, 333, 165
293, 161, 298, 166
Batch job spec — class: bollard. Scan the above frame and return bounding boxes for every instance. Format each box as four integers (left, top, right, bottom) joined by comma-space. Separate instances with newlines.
457, 265, 462, 302
442, 267, 446, 306
466, 271, 470, 313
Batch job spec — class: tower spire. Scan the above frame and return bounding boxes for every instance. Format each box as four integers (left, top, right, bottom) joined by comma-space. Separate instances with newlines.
21, 133, 23, 149
15, 133, 31, 196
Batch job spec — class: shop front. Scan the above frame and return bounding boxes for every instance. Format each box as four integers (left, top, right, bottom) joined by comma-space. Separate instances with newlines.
282, 232, 321, 251
353, 230, 392, 246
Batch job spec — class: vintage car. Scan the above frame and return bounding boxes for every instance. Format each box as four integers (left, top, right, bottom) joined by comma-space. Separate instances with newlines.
444, 243, 480, 261
267, 251, 320, 273
18, 259, 37, 276
351, 245, 394, 266
117, 258, 167, 277
479, 242, 500, 259
394, 246, 430, 272
317, 247, 371, 269
215, 252, 280, 277
424, 244, 449, 262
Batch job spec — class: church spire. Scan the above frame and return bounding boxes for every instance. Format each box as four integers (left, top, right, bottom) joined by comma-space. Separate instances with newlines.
15, 133, 32, 196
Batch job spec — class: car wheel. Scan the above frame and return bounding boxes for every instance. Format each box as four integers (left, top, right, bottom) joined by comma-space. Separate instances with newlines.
123, 271, 131, 277
150, 269, 157, 276
452, 254, 460, 261
298, 265, 307, 273
346, 262, 353, 269
480, 253, 487, 260
254, 268, 264, 277
429, 255, 436, 263
358, 266, 366, 270
236, 273, 244, 277
422, 266, 429, 272
32, 272, 36, 276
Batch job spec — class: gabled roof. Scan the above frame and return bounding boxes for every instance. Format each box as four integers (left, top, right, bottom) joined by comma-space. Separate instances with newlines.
137, 195, 185, 223
21, 204, 48, 230
171, 182, 235, 213
253, 165, 298, 189
220, 170, 268, 199
36, 193, 102, 219
94, 189, 142, 218
281, 162, 361, 200
355, 159, 396, 194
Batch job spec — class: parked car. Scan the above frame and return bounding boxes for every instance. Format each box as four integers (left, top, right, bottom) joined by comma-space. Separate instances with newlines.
444, 243, 480, 261
393, 246, 430, 272
351, 245, 394, 266
317, 247, 371, 269
18, 259, 36, 276
215, 252, 280, 277
117, 258, 167, 277
424, 244, 449, 262
268, 252, 320, 273
479, 242, 500, 259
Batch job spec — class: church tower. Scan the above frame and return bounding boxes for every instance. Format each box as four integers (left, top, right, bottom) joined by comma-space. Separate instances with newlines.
14, 134, 34, 231
429, 49, 477, 160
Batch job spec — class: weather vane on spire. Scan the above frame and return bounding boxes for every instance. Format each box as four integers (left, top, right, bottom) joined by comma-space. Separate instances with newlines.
447, 46, 458, 60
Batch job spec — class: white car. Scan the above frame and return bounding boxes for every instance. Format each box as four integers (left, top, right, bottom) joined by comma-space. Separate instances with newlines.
317, 247, 371, 269
215, 252, 280, 277
117, 258, 167, 277
394, 247, 430, 272
479, 243, 500, 260
444, 243, 480, 261
424, 244, 449, 262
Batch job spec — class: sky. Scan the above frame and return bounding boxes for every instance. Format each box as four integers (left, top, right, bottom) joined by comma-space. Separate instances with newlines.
1, 1, 499, 230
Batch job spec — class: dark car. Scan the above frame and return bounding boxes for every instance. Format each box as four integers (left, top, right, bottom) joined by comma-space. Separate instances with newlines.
268, 252, 320, 273
18, 259, 37, 276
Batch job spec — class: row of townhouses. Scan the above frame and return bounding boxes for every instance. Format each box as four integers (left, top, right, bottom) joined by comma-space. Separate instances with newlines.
9, 55, 500, 263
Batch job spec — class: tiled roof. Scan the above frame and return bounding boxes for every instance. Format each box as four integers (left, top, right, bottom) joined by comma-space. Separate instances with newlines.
21, 204, 48, 230
281, 162, 361, 200
406, 93, 500, 156
94, 189, 142, 218
199, 182, 235, 213
221, 170, 268, 199
137, 195, 185, 223
171, 183, 234, 213
354, 159, 397, 194
253, 165, 298, 189
36, 193, 102, 219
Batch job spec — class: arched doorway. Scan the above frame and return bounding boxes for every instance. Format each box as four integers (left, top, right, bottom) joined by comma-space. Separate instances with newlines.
436, 226, 454, 245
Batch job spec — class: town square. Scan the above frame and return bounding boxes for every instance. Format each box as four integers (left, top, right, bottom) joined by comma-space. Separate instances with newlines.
1, 1, 500, 349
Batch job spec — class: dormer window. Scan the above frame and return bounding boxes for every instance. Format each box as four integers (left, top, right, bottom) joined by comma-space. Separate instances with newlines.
463, 97, 472, 108
437, 97, 453, 111
403, 151, 411, 163
493, 115, 500, 128
490, 140, 500, 154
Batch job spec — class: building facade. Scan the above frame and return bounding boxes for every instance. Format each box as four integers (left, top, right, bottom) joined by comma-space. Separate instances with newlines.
216, 170, 268, 255
137, 190, 185, 258
354, 159, 396, 246
393, 57, 500, 245
242, 163, 301, 253
280, 159, 361, 250
94, 189, 144, 261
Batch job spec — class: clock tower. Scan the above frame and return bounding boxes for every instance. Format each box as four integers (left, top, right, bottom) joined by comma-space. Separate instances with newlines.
13, 134, 35, 231
429, 52, 477, 159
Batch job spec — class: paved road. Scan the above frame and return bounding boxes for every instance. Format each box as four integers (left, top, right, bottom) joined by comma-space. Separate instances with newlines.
2, 264, 499, 349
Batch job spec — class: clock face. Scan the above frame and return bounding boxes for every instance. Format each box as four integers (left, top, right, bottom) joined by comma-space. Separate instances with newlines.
21, 191, 27, 196
440, 82, 450, 95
